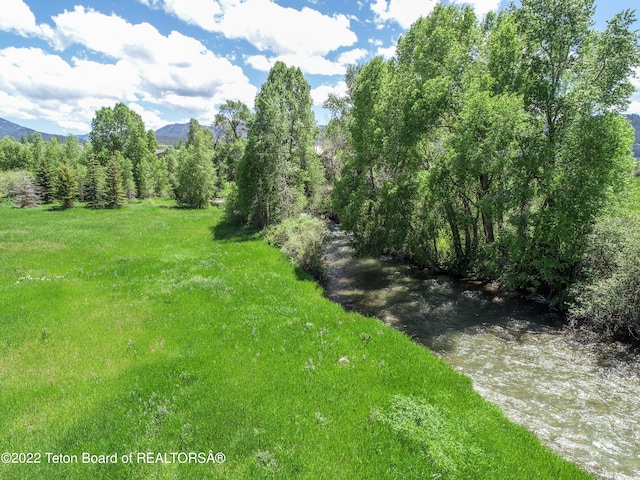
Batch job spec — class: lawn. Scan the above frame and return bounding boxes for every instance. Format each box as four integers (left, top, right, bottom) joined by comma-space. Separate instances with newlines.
0, 199, 592, 479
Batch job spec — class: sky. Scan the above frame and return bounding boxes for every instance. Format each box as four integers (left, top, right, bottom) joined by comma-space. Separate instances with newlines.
1, 0, 639, 136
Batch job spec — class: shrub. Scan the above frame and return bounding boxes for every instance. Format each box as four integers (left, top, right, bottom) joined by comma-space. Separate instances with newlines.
263, 214, 329, 279
570, 214, 640, 338
9, 172, 41, 208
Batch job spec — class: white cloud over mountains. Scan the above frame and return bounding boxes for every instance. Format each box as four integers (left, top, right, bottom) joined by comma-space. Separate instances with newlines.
0, 2, 258, 132
0, 0, 363, 132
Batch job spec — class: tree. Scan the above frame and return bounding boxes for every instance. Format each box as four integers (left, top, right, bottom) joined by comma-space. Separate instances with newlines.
35, 153, 56, 204
213, 100, 252, 182
0, 137, 31, 171
175, 128, 217, 209
89, 103, 156, 197
84, 154, 105, 208
104, 153, 126, 209
55, 161, 78, 209
10, 173, 40, 208
236, 61, 323, 227
334, 1, 639, 303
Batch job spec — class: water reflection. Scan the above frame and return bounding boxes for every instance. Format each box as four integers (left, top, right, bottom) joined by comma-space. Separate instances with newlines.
323, 225, 640, 480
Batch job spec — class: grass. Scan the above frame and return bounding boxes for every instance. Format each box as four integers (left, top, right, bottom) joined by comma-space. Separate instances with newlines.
0, 199, 592, 479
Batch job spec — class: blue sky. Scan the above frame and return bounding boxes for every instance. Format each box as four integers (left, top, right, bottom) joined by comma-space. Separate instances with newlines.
1, 0, 639, 135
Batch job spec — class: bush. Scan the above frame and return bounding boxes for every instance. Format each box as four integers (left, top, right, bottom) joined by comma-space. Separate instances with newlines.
570, 214, 640, 338
11, 172, 41, 208
263, 214, 329, 279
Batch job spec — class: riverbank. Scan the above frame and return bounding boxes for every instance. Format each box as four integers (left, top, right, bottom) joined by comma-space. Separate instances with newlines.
0, 200, 591, 479
321, 223, 640, 480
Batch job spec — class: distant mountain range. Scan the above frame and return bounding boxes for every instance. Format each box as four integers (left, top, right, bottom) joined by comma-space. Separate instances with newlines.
2, 115, 640, 156
154, 123, 191, 145
0, 117, 90, 142
0, 117, 190, 146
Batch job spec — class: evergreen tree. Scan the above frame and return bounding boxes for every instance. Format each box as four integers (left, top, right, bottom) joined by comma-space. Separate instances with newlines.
84, 154, 105, 208
10, 173, 40, 208
104, 153, 126, 209
55, 161, 78, 209
35, 153, 56, 204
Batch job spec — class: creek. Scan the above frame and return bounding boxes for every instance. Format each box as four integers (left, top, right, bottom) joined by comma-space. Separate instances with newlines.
322, 224, 640, 480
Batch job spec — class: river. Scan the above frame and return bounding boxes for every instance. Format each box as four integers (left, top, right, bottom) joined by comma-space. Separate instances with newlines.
322, 224, 640, 480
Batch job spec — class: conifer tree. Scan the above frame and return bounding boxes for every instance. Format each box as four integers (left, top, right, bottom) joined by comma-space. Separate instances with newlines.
104, 153, 126, 209
35, 154, 56, 204
55, 161, 78, 209
84, 154, 105, 208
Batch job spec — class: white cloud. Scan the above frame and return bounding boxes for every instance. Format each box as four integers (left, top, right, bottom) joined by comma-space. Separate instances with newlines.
452, 0, 501, 17
0, 47, 141, 132
370, 0, 438, 29
337, 48, 369, 65
627, 68, 640, 114
139, 0, 357, 58
0, 6, 258, 133
47, 7, 256, 119
246, 53, 346, 76
0, 0, 53, 39
311, 81, 347, 106
376, 45, 397, 59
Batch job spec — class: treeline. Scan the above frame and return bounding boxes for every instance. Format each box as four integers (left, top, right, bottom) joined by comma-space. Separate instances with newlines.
320, 1, 640, 336
0, 101, 251, 210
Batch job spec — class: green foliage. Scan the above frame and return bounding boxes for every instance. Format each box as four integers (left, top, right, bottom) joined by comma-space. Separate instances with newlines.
335, 1, 640, 307
236, 61, 322, 227
0, 203, 590, 479
263, 214, 329, 279
104, 153, 126, 209
0, 137, 35, 171
89, 103, 156, 198
84, 154, 105, 208
3, 171, 40, 208
55, 161, 78, 209
175, 129, 217, 209
35, 153, 56, 204
570, 213, 640, 337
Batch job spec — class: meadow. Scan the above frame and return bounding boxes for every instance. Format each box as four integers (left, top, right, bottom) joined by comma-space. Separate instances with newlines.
0, 199, 592, 479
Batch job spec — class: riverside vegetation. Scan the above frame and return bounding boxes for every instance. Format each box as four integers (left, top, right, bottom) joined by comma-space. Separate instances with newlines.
0, 200, 592, 479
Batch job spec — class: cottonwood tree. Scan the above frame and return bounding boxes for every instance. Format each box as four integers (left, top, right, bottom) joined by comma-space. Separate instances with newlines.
90, 103, 155, 197
213, 99, 252, 182
175, 123, 217, 209
236, 61, 323, 227
334, 1, 639, 302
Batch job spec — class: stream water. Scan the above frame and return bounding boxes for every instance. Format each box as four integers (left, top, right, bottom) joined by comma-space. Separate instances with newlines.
322, 224, 640, 480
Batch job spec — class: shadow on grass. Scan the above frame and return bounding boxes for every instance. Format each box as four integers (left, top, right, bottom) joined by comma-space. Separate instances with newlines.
210, 219, 260, 242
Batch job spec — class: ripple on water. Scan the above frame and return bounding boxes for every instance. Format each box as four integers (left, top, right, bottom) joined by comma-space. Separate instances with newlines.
323, 226, 640, 480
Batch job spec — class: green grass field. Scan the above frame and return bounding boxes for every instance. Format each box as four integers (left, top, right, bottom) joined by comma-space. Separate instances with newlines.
0, 200, 592, 479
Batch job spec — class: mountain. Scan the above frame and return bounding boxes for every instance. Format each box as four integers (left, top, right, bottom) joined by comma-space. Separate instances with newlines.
627, 114, 640, 159
0, 117, 70, 141
2, 115, 638, 156
154, 123, 190, 146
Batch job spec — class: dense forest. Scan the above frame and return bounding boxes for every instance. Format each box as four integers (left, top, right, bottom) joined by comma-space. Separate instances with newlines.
1, 0, 639, 339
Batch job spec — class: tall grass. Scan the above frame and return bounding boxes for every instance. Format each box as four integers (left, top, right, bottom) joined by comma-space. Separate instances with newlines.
0, 200, 592, 479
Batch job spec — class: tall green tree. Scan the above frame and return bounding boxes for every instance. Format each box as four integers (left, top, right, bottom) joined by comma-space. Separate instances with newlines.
89, 103, 156, 197
213, 100, 252, 182
104, 153, 126, 209
334, 1, 639, 302
55, 161, 78, 209
35, 153, 56, 204
84, 154, 105, 208
236, 61, 323, 227
175, 128, 217, 209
